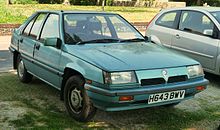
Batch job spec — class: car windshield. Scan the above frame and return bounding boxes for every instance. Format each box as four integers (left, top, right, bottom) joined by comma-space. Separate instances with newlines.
211, 11, 220, 23
63, 13, 144, 44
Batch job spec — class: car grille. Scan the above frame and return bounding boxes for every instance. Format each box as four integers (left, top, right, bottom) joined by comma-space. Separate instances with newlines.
141, 78, 165, 86
141, 75, 188, 86
167, 75, 188, 83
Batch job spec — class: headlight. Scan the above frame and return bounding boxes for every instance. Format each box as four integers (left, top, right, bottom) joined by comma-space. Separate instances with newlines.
187, 65, 204, 78
104, 71, 137, 84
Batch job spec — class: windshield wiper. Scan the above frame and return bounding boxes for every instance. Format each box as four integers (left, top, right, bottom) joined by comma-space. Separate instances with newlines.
76, 39, 120, 45
120, 38, 146, 43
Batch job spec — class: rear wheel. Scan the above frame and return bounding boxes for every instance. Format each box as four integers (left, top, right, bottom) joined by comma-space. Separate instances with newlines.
64, 75, 96, 122
17, 55, 32, 83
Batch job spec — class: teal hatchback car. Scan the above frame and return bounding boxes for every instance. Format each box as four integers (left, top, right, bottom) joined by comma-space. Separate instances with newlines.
10, 11, 209, 122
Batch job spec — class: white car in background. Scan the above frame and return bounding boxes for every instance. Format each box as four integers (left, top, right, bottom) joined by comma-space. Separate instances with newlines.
146, 7, 220, 75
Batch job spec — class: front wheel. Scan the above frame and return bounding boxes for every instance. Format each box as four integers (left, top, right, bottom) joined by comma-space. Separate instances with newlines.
64, 75, 96, 122
17, 55, 33, 83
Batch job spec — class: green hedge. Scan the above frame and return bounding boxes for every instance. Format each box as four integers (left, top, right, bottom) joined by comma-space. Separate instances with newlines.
69, 0, 96, 5
106, 0, 113, 6
38, 0, 62, 4
203, 0, 220, 6
171, 0, 220, 6
12, 0, 97, 5
13, 0, 38, 4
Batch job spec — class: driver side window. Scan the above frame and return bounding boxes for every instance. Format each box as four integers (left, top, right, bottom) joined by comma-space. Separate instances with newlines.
40, 14, 60, 41
179, 11, 215, 37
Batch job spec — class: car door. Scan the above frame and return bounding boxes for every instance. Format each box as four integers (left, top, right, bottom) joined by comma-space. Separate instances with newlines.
146, 11, 180, 47
33, 13, 62, 88
171, 11, 219, 71
19, 13, 47, 72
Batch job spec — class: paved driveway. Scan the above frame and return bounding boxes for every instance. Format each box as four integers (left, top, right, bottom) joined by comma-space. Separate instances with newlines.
0, 36, 13, 72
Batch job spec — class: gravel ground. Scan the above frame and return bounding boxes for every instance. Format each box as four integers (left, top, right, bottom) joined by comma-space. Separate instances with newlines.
0, 72, 219, 129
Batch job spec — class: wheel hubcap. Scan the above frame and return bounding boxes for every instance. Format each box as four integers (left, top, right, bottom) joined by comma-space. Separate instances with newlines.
69, 88, 83, 113
18, 60, 25, 78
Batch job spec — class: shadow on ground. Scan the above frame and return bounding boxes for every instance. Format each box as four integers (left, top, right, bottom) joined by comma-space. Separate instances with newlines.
0, 50, 12, 72
205, 72, 220, 87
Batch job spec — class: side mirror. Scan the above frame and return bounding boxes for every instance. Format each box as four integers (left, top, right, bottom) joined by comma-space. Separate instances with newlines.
144, 36, 149, 41
148, 35, 163, 46
44, 37, 62, 49
203, 29, 213, 36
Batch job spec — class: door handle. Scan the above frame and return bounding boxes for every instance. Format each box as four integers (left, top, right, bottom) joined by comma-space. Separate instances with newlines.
19, 38, 23, 43
175, 34, 180, 39
35, 43, 40, 50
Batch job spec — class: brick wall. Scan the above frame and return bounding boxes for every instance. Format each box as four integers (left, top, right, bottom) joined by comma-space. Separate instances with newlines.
113, 1, 186, 8
0, 22, 148, 36
152, 2, 186, 8
132, 22, 148, 32
0, 24, 21, 36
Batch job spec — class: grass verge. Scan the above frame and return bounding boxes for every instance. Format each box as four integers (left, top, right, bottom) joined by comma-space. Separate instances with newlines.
0, 4, 160, 24
0, 72, 219, 129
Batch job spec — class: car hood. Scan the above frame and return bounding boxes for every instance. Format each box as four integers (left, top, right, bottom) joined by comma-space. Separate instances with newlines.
65, 42, 198, 71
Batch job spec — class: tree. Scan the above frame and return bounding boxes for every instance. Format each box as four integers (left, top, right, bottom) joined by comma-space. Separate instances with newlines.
196, 0, 201, 5
96, 0, 100, 5
102, 0, 105, 11
6, 0, 12, 4
172, 0, 202, 6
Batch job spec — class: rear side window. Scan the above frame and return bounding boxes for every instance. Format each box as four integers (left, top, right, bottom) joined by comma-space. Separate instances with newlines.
30, 13, 47, 38
156, 11, 178, 28
23, 17, 36, 36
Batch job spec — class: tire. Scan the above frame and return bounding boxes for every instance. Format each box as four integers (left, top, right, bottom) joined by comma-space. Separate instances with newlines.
17, 55, 33, 83
64, 75, 97, 122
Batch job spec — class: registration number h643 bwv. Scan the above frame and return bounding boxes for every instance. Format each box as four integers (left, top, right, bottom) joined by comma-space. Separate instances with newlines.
148, 90, 185, 104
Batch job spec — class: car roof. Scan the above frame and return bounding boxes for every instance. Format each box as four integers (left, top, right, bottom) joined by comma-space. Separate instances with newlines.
36, 10, 116, 15
162, 6, 220, 13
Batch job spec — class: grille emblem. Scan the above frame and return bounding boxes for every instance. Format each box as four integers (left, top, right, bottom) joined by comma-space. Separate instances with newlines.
162, 69, 168, 82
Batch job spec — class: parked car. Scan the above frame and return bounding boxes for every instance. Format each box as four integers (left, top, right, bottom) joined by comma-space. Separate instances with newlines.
9, 10, 208, 122
146, 7, 220, 75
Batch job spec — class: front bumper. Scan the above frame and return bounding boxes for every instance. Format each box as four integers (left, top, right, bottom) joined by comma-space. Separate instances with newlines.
85, 78, 209, 111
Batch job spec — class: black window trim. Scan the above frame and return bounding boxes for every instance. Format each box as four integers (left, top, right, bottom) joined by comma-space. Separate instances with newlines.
28, 13, 48, 39
177, 10, 220, 39
155, 10, 181, 29
22, 13, 38, 36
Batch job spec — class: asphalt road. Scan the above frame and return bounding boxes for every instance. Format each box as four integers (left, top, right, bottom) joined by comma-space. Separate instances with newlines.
0, 36, 13, 72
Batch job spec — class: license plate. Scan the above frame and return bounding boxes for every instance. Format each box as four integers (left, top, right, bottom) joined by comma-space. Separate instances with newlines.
148, 90, 185, 104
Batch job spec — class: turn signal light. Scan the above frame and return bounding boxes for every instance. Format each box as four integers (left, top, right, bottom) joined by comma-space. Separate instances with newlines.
196, 86, 205, 91
119, 96, 134, 101
86, 79, 92, 84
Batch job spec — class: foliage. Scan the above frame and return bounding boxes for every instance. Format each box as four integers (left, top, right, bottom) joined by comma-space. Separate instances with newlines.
106, 0, 113, 6
38, 0, 63, 4
171, 0, 198, 6
0, 4, 159, 23
171, 0, 220, 6
13, 0, 38, 4
69, 0, 96, 5
203, 0, 220, 6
